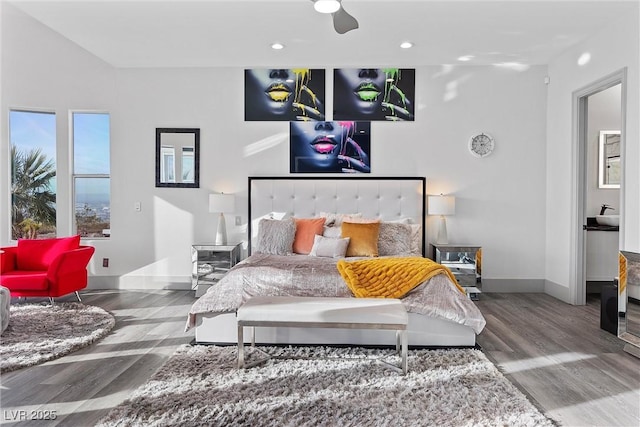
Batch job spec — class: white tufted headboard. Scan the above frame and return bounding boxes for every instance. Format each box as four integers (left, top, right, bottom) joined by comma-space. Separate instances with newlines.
248, 176, 426, 256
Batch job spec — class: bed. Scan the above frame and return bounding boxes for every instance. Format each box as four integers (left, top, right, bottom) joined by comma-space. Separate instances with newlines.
187, 176, 486, 347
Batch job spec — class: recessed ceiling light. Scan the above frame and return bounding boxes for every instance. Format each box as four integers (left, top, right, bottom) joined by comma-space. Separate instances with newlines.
314, 0, 341, 14
577, 52, 591, 66
271, 43, 284, 50
457, 55, 474, 62
400, 41, 413, 49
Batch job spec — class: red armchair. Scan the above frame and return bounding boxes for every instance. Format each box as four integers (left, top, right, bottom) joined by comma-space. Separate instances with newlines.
0, 235, 95, 302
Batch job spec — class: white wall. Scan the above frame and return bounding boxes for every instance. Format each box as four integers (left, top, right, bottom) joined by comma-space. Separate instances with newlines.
545, 10, 639, 302
2, 4, 549, 291
108, 65, 548, 290
0, 3, 117, 275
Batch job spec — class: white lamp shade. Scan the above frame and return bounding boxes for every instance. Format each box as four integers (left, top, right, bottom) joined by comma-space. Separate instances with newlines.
314, 0, 341, 13
428, 195, 455, 216
209, 193, 235, 213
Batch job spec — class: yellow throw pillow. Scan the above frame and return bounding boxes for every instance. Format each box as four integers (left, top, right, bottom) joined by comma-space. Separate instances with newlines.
341, 221, 380, 257
341, 216, 380, 224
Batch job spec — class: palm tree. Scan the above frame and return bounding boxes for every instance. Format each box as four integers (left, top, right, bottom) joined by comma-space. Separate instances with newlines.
11, 146, 56, 239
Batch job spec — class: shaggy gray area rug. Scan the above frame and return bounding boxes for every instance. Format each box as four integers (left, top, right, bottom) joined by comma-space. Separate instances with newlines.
0, 302, 115, 373
97, 345, 555, 427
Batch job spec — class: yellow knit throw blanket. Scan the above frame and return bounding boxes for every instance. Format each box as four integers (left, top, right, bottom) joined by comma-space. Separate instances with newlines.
337, 257, 465, 298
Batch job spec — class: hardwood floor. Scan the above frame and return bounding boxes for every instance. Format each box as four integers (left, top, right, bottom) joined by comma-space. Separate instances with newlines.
476, 292, 640, 427
0, 290, 197, 426
1, 290, 638, 426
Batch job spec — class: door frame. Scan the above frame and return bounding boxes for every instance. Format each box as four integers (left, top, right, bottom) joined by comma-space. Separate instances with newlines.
571, 68, 627, 305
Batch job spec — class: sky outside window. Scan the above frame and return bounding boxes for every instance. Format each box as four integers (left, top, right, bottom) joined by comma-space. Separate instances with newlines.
9, 110, 57, 239
73, 112, 110, 201
10, 110, 57, 190
73, 112, 110, 238
74, 112, 110, 175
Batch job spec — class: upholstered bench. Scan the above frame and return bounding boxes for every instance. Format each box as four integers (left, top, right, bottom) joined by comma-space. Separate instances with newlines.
237, 296, 408, 374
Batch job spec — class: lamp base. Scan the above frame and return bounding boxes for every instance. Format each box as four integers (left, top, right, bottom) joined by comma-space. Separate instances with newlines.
436, 216, 448, 245
215, 213, 228, 245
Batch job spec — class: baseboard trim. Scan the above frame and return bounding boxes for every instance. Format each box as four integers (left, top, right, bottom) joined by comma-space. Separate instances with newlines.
544, 279, 571, 304
480, 279, 545, 293
87, 275, 191, 291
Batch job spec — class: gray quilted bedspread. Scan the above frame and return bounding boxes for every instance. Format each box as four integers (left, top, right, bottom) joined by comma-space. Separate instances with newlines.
186, 253, 486, 334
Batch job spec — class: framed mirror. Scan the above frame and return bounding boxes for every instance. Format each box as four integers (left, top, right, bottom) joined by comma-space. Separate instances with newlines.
598, 130, 621, 189
156, 128, 200, 188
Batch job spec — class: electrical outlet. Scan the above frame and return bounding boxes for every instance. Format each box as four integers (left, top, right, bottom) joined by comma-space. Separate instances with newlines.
102, 258, 109, 268
235, 216, 242, 226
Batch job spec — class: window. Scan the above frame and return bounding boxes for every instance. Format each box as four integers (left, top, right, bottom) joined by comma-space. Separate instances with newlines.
9, 110, 57, 240
182, 147, 195, 182
158, 145, 194, 183
161, 146, 175, 183
72, 112, 110, 238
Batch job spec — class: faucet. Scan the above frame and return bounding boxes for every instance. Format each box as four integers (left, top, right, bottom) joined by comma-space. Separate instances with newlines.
599, 204, 615, 215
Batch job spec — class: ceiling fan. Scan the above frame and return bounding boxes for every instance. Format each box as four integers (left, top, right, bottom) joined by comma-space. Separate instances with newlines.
312, 0, 359, 34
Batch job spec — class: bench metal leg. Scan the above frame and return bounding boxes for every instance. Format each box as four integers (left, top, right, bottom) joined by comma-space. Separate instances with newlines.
394, 330, 408, 375
401, 330, 408, 375
238, 324, 271, 369
238, 324, 244, 369
236, 317, 408, 374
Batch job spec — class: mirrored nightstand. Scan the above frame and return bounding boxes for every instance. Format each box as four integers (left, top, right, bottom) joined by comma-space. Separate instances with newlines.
430, 244, 482, 300
191, 243, 242, 297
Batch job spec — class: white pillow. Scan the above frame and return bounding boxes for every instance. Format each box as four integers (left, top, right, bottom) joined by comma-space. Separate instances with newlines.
385, 217, 413, 224
319, 212, 363, 227
309, 235, 350, 258
255, 218, 296, 255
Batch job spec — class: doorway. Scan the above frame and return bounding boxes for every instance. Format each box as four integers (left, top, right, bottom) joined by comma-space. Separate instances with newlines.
573, 69, 626, 306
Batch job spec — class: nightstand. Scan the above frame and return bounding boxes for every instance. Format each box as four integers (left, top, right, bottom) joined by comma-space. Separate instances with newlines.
430, 244, 482, 299
191, 243, 242, 297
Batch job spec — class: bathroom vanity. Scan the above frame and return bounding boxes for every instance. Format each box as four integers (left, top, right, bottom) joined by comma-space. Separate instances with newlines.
585, 217, 619, 284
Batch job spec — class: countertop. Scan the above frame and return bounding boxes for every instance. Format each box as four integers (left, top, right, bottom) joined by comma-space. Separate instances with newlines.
585, 217, 619, 231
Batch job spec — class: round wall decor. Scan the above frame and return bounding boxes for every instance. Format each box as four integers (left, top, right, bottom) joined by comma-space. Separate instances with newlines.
468, 133, 495, 158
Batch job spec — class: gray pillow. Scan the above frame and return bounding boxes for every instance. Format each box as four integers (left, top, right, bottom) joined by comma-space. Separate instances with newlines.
409, 224, 422, 256
322, 225, 342, 239
255, 218, 296, 255
378, 222, 412, 256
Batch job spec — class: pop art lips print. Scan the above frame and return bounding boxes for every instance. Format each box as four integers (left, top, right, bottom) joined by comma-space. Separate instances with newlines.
354, 83, 382, 102
311, 136, 337, 154
266, 83, 292, 102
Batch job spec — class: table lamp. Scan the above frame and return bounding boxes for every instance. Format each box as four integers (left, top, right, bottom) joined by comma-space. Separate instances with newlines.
209, 193, 235, 245
428, 194, 455, 245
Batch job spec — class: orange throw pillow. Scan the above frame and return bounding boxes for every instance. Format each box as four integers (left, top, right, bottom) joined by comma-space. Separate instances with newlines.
293, 217, 326, 255
341, 221, 380, 257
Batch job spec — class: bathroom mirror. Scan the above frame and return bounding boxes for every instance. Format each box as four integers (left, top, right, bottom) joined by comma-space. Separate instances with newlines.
155, 128, 200, 188
598, 130, 621, 189
619, 251, 640, 358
